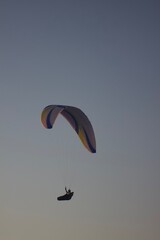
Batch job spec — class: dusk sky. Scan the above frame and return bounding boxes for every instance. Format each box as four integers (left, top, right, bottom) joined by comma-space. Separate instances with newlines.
0, 0, 160, 239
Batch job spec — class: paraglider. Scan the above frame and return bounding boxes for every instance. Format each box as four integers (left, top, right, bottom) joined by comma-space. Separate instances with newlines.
41, 105, 96, 200
57, 187, 74, 201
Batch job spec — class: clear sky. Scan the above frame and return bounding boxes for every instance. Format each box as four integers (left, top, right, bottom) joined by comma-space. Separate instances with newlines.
0, 0, 160, 239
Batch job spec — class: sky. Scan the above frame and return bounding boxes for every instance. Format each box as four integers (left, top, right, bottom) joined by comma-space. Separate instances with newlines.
0, 0, 160, 239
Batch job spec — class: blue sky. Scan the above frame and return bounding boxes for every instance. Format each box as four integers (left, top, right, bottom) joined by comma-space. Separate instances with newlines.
0, 0, 160, 239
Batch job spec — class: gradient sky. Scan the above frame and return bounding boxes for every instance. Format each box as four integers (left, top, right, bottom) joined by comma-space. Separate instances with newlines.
0, 0, 160, 239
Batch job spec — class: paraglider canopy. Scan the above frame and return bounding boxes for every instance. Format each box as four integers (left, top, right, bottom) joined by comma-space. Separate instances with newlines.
41, 105, 96, 153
